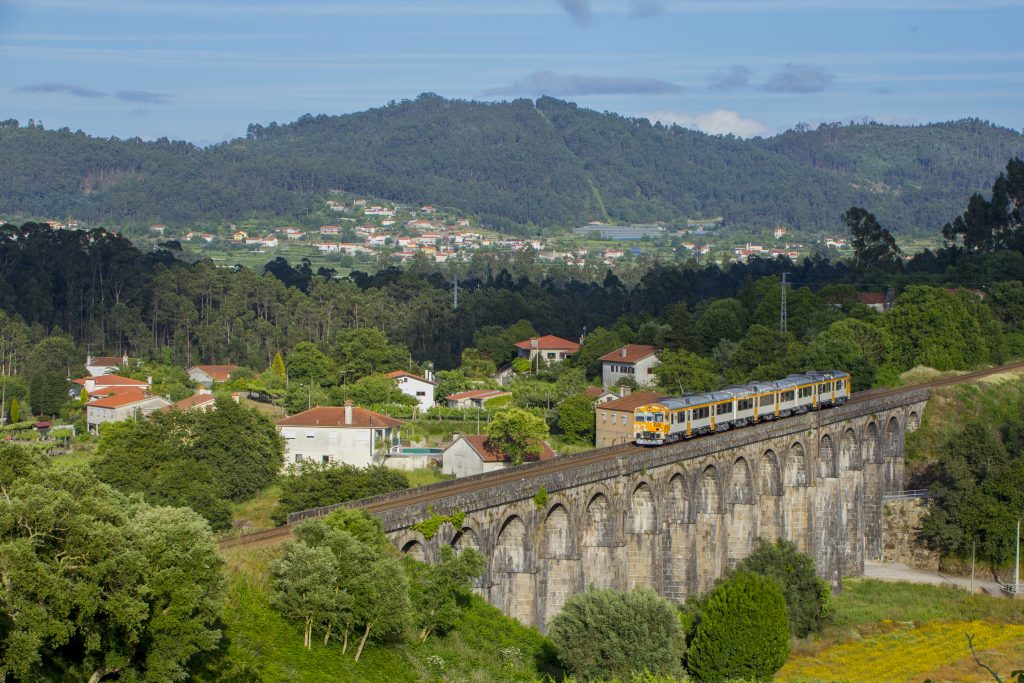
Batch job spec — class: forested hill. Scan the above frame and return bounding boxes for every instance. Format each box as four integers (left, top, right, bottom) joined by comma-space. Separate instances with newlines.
1, 94, 1022, 233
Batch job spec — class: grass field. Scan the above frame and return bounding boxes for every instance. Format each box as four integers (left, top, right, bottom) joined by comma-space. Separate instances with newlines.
782, 578, 1024, 682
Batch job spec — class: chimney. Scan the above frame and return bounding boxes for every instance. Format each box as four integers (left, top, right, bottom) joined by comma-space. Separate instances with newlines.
620, 347, 627, 358
344, 400, 353, 426
620, 385, 631, 397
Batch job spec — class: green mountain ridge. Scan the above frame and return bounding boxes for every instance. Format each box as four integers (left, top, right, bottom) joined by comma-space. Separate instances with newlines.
1, 94, 1021, 233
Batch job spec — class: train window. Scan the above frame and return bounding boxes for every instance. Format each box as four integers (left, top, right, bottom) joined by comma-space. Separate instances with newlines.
781, 390, 795, 402
759, 395, 775, 407
716, 402, 731, 416
653, 413, 664, 422
737, 398, 753, 411
693, 406, 709, 420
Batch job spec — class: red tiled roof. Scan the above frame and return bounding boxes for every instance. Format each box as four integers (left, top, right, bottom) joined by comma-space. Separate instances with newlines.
277, 405, 403, 429
446, 389, 511, 401
74, 374, 148, 387
87, 389, 150, 408
857, 292, 887, 305
584, 386, 607, 398
459, 434, 555, 463
598, 344, 658, 364
600, 390, 666, 413
172, 393, 217, 410
190, 365, 238, 381
513, 335, 581, 352
385, 370, 436, 385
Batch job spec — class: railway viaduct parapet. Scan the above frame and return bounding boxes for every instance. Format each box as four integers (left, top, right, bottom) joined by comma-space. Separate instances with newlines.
326, 388, 928, 631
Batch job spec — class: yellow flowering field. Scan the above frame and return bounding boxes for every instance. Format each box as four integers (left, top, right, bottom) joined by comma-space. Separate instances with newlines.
777, 619, 1024, 682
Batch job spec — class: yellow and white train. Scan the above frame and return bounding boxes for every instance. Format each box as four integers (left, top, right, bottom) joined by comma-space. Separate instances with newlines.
633, 370, 850, 446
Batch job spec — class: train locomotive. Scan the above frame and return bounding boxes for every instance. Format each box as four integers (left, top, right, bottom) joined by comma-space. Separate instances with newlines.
633, 370, 850, 446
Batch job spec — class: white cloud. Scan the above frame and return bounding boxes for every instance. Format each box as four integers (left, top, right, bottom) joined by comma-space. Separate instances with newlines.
648, 109, 770, 137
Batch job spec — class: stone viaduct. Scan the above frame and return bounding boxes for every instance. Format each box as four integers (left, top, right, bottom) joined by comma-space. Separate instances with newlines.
364, 388, 928, 631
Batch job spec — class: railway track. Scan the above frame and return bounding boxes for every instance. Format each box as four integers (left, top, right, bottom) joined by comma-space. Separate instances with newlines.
217, 360, 1024, 551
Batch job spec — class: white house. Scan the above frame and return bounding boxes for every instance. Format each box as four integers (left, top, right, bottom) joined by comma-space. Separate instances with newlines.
599, 344, 661, 388
85, 354, 129, 377
276, 402, 403, 469
188, 365, 238, 388
441, 434, 555, 478
445, 389, 511, 409
385, 370, 436, 411
86, 390, 171, 433
513, 335, 581, 364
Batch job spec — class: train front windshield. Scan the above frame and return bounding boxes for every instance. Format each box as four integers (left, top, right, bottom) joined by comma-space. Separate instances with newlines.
635, 412, 665, 423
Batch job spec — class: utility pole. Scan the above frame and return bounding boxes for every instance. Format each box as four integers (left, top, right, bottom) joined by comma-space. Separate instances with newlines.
779, 272, 789, 334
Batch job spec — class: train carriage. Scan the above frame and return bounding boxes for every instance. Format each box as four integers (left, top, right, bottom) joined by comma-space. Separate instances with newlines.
633, 369, 850, 446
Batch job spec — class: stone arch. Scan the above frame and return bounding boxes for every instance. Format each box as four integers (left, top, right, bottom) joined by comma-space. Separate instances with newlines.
581, 492, 617, 590
908, 411, 920, 432
451, 526, 480, 553
540, 503, 576, 559
885, 416, 902, 459
664, 472, 689, 523
759, 450, 783, 496
783, 441, 811, 553
402, 539, 426, 561
490, 515, 535, 626
625, 482, 659, 590
728, 457, 755, 505
727, 458, 756, 565
819, 434, 837, 478
695, 466, 723, 593
785, 442, 809, 487
538, 504, 582, 629
864, 422, 881, 464
662, 473, 691, 602
697, 466, 721, 514
840, 428, 860, 471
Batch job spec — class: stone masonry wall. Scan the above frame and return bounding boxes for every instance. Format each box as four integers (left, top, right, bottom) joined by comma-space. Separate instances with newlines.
367, 389, 930, 631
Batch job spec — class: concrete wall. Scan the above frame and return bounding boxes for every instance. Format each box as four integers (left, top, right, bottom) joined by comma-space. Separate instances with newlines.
341, 389, 927, 631
595, 406, 635, 447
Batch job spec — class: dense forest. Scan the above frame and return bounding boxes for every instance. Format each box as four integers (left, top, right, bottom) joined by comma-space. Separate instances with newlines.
1, 95, 1022, 233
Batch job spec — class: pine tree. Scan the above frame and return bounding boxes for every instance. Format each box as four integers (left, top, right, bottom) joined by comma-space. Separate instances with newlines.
271, 351, 287, 382
9, 397, 19, 423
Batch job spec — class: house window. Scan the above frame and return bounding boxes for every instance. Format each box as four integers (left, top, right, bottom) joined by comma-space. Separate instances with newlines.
306, 430, 315, 439
295, 454, 304, 463
601, 412, 606, 423
611, 414, 617, 425
321, 455, 330, 465
416, 391, 426, 396
547, 352, 556, 359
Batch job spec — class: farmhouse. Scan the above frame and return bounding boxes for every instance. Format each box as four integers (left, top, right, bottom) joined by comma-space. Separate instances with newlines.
277, 402, 403, 469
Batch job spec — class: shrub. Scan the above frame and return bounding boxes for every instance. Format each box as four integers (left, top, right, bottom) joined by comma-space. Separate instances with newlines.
735, 538, 833, 636
549, 588, 685, 681
686, 571, 790, 682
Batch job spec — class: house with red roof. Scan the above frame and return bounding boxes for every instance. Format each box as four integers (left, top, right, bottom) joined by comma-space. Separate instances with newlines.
599, 344, 661, 388
385, 370, 436, 411
85, 390, 171, 433
595, 389, 665, 447
276, 401, 403, 469
441, 433, 555, 478
445, 389, 511, 409
513, 335, 581, 364
188, 364, 239, 388
74, 374, 150, 396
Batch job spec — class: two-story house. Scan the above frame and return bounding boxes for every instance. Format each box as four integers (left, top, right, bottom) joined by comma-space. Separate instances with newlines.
513, 335, 581, 365
85, 354, 129, 377
385, 370, 436, 411
599, 344, 661, 388
277, 402, 403, 469
86, 390, 172, 433
74, 374, 150, 397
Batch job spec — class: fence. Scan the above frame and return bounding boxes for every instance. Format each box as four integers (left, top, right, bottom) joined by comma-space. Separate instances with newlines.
882, 489, 930, 501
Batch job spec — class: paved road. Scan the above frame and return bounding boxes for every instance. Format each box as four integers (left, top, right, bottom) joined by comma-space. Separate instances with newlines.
864, 560, 1009, 597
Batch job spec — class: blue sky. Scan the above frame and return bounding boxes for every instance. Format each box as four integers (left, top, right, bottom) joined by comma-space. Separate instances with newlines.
1, 0, 1022, 145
